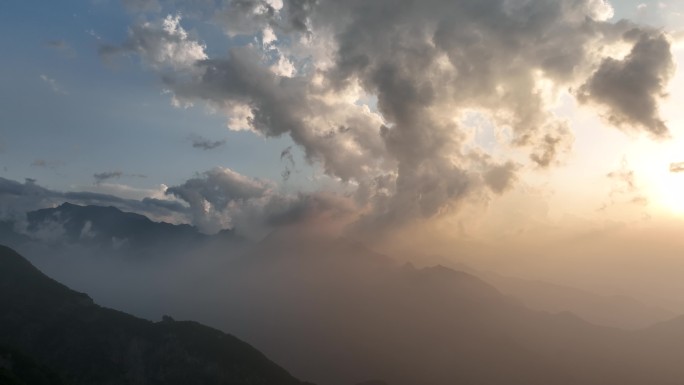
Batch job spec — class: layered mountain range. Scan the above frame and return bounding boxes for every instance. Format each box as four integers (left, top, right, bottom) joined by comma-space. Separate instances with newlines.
2, 203, 684, 385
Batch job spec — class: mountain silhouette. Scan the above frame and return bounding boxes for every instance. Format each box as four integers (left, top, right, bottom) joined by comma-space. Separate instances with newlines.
198, 229, 684, 385
0, 345, 66, 385
5, 207, 684, 385
0, 244, 311, 385
28, 202, 204, 247
481, 271, 676, 329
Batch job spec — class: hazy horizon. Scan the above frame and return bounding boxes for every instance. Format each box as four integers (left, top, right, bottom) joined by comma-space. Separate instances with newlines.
2, 0, 684, 384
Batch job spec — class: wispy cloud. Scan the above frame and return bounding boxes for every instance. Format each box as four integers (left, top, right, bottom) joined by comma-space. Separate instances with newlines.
280, 146, 295, 181
600, 159, 649, 211
45, 39, 75, 56
98, 14, 206, 71
39, 74, 67, 94
31, 159, 64, 170
670, 162, 684, 173
94, 171, 123, 184
190, 135, 226, 150
86, 29, 102, 40
93, 171, 146, 184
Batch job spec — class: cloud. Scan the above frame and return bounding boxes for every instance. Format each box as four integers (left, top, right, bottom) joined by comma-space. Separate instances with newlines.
45, 39, 75, 56
99, 14, 207, 71
607, 161, 638, 194
282, 0, 316, 34
670, 162, 684, 173
601, 159, 649, 211
39, 74, 67, 94
167, 167, 271, 203
211, 0, 316, 37
165, 167, 272, 233
0, 176, 187, 223
190, 135, 226, 150
484, 162, 519, 195
46, 39, 69, 49
0, 171, 353, 239
87, 29, 102, 41
31, 159, 64, 170
108, 0, 676, 234
261, 191, 359, 235
280, 146, 295, 181
214, 0, 278, 37
93, 171, 147, 185
93, 171, 123, 184
578, 29, 675, 137
0, 178, 54, 220
165, 167, 358, 236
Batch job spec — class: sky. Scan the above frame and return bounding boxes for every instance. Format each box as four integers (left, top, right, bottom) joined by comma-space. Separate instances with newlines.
1, 0, 684, 257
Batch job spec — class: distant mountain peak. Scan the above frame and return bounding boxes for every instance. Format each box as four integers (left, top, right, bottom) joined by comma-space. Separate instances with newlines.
13, 203, 243, 254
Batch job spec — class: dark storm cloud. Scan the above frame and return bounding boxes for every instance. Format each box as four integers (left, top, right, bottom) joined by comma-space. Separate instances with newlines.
484, 162, 519, 194
578, 29, 674, 136
280, 146, 295, 181
285, 0, 316, 33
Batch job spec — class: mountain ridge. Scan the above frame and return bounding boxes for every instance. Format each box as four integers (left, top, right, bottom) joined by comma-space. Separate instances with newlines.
0, 244, 312, 385
3, 202, 242, 255
5, 205, 684, 385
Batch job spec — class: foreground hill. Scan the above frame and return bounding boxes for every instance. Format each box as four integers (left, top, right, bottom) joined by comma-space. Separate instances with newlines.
0, 245, 309, 385
0, 345, 67, 385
